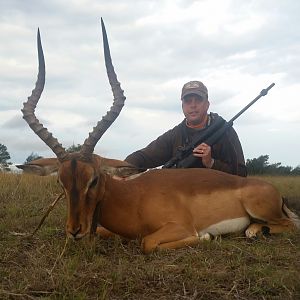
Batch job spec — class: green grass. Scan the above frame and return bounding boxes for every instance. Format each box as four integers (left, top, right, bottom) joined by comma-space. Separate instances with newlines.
0, 173, 300, 299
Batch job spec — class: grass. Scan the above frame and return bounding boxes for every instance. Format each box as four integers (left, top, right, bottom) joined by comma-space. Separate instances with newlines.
0, 173, 300, 299
254, 175, 300, 212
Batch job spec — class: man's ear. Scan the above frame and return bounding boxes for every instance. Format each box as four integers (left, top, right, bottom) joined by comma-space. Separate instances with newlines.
16, 158, 59, 176
206, 100, 210, 110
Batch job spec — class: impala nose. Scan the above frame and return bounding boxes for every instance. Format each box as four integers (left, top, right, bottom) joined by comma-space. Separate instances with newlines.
68, 225, 82, 239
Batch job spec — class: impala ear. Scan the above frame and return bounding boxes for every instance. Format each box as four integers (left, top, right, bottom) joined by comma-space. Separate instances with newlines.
16, 158, 59, 176
100, 165, 145, 178
98, 157, 145, 178
115, 165, 146, 178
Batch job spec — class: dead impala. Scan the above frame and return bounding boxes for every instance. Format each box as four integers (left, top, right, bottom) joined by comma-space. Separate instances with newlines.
20, 19, 300, 254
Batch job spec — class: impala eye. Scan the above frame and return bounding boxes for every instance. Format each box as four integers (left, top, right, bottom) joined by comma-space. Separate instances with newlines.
89, 176, 98, 188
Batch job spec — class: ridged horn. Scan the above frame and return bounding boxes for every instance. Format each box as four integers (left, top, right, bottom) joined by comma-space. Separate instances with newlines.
21, 29, 68, 162
80, 18, 126, 157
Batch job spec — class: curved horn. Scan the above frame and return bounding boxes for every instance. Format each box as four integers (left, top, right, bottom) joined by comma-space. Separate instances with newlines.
80, 18, 126, 157
21, 29, 68, 161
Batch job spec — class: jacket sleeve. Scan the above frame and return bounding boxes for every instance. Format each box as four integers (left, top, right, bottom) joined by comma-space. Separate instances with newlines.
125, 127, 179, 169
211, 127, 247, 177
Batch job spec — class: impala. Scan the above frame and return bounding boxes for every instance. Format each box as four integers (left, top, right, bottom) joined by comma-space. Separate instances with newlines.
20, 19, 300, 254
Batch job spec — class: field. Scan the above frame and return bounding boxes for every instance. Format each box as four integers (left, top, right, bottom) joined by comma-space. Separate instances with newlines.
0, 173, 300, 299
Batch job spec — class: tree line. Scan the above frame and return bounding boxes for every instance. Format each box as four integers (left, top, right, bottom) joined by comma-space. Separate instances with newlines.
1, 142, 299, 175
246, 155, 300, 175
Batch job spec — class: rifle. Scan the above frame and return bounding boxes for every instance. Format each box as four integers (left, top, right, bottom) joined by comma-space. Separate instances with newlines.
162, 83, 275, 169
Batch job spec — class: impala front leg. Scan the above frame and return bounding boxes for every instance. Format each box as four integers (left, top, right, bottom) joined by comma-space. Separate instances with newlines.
96, 226, 117, 239
141, 222, 208, 254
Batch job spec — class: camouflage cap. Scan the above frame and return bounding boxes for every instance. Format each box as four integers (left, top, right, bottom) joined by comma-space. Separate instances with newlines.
181, 81, 208, 100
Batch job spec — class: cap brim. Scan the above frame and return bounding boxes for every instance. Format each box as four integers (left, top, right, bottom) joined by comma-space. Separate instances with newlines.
181, 90, 207, 100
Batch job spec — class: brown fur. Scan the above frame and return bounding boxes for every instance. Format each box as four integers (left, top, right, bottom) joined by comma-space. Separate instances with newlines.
54, 158, 300, 253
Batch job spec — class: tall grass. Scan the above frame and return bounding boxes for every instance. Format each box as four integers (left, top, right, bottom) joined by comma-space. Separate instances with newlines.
252, 175, 300, 198
252, 175, 300, 212
0, 173, 299, 299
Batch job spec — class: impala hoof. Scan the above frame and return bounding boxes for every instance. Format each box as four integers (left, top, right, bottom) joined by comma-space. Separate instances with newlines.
261, 226, 271, 236
199, 233, 212, 241
245, 228, 257, 238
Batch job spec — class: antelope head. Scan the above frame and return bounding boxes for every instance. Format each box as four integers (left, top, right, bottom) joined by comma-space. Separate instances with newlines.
22, 19, 129, 239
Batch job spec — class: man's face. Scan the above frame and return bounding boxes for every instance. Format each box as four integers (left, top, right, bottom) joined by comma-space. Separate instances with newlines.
182, 94, 210, 126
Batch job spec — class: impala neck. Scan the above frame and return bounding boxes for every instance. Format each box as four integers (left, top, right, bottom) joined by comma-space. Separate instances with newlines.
98, 175, 141, 239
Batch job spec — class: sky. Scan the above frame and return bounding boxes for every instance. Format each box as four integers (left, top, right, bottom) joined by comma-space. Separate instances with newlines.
1, 0, 299, 168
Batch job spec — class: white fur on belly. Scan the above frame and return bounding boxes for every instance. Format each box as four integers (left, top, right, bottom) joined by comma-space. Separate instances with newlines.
199, 217, 250, 236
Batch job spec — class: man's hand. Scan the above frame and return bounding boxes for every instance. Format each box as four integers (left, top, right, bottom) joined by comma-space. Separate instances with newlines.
193, 143, 214, 168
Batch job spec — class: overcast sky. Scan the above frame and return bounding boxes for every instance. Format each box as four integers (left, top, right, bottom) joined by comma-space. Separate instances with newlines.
1, 0, 299, 168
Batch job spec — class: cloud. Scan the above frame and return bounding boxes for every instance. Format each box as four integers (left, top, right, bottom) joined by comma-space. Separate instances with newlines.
2, 114, 24, 129
1, 0, 299, 168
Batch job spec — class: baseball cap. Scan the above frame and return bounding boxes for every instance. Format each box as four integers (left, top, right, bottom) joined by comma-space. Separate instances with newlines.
181, 81, 208, 100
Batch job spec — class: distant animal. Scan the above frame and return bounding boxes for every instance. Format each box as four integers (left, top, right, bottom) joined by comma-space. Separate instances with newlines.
19, 19, 300, 254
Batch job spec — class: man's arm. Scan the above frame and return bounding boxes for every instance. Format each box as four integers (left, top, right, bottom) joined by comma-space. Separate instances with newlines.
125, 126, 180, 169
211, 127, 247, 177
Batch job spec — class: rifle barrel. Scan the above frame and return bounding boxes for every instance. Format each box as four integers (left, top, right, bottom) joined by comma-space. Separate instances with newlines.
229, 83, 275, 124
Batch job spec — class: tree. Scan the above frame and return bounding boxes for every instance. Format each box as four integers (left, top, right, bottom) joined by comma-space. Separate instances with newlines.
291, 165, 300, 175
246, 155, 269, 175
0, 143, 11, 171
66, 144, 82, 153
246, 154, 298, 176
24, 152, 43, 164
266, 162, 292, 175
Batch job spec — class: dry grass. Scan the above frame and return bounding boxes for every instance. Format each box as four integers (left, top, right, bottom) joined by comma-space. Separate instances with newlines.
254, 175, 300, 212
0, 173, 300, 299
